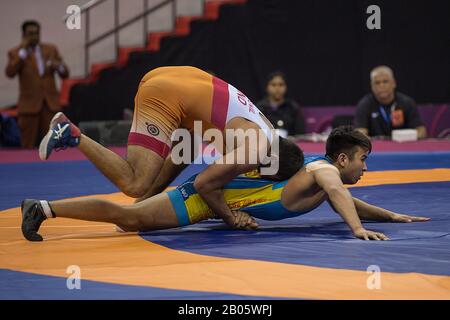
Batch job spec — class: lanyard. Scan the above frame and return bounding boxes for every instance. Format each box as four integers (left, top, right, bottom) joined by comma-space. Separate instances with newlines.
379, 103, 396, 124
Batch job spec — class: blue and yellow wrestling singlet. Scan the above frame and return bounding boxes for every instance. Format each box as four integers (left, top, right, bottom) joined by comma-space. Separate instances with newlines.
167, 166, 318, 226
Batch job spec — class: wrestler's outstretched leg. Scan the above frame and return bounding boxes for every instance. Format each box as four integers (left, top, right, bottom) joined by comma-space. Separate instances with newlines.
21, 193, 180, 241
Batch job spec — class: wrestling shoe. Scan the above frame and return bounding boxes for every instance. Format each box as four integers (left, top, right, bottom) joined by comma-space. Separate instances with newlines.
21, 199, 49, 242
39, 112, 81, 160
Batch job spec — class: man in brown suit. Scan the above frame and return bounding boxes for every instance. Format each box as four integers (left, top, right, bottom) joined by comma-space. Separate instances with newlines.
5, 20, 69, 148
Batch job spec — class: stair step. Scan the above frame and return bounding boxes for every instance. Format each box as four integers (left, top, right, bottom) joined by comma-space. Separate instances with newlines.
175, 16, 191, 35
147, 31, 171, 51
60, 78, 92, 106
118, 47, 152, 66
205, 0, 246, 19
90, 62, 117, 80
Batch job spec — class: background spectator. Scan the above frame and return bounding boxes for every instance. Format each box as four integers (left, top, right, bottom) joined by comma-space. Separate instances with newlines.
355, 65, 426, 139
257, 71, 305, 137
5, 20, 69, 148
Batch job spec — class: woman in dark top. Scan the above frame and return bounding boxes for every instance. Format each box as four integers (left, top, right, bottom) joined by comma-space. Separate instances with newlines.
256, 71, 305, 137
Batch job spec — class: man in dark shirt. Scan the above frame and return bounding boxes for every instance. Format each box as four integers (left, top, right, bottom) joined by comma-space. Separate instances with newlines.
257, 71, 305, 137
355, 66, 426, 139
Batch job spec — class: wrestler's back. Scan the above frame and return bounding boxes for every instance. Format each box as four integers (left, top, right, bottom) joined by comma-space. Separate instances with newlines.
140, 66, 214, 118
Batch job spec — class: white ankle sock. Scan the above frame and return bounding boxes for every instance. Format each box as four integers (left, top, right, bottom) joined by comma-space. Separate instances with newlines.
40, 200, 54, 219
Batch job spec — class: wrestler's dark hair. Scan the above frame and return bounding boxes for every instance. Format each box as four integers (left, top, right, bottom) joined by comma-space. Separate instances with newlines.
325, 126, 372, 161
22, 20, 40, 34
261, 137, 304, 181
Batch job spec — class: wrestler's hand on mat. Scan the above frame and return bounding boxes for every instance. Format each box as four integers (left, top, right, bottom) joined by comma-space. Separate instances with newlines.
390, 213, 431, 223
232, 211, 259, 230
353, 228, 389, 241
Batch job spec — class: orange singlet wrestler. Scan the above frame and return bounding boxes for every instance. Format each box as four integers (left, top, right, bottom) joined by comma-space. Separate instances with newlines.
128, 66, 273, 158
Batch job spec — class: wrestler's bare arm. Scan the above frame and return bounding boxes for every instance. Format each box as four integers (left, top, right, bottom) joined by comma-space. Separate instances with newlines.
194, 131, 261, 229
352, 197, 430, 223
194, 161, 257, 226
313, 168, 388, 240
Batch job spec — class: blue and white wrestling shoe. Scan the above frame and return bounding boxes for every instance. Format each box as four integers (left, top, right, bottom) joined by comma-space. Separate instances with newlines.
39, 112, 81, 160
